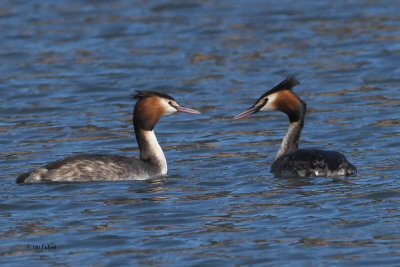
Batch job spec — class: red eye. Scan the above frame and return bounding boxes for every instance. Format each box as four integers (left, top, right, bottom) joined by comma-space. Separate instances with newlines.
168, 100, 172, 105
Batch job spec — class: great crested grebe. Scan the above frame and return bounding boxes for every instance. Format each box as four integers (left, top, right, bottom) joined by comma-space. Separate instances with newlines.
17, 91, 200, 183
234, 76, 357, 178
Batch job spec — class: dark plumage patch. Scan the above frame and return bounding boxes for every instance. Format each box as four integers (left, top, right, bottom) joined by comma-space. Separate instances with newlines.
16, 172, 30, 184
131, 90, 175, 102
271, 149, 357, 178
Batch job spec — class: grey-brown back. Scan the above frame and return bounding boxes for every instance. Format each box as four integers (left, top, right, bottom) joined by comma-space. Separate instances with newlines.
16, 154, 163, 183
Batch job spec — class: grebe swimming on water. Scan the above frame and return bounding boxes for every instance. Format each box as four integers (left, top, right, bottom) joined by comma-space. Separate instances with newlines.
234, 76, 356, 178
17, 91, 200, 183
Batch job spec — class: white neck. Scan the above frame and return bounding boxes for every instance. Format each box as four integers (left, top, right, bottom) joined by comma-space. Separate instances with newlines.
137, 130, 167, 175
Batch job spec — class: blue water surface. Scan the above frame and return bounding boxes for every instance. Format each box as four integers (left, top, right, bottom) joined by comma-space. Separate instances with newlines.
1, 0, 400, 266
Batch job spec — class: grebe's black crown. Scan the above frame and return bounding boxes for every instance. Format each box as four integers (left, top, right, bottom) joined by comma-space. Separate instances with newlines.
276, 76, 299, 90
132, 90, 176, 101
263, 76, 299, 96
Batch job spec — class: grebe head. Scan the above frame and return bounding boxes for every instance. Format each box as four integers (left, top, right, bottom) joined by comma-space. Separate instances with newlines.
234, 76, 304, 122
133, 91, 201, 130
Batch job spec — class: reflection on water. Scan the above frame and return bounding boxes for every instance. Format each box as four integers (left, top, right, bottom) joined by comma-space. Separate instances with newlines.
1, 0, 400, 265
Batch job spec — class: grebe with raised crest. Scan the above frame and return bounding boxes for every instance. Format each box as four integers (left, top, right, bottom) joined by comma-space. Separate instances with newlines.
234, 76, 357, 178
17, 91, 200, 183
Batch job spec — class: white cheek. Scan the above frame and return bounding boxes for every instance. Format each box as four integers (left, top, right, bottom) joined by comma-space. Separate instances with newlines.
260, 102, 275, 111
260, 92, 278, 111
160, 99, 177, 116
164, 105, 177, 116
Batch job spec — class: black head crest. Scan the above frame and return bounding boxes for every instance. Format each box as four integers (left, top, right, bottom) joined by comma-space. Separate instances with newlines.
250, 76, 300, 109
131, 90, 176, 101
262, 76, 300, 97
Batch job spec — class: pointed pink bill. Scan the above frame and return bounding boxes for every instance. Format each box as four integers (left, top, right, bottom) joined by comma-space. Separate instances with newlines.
176, 106, 201, 114
233, 105, 259, 120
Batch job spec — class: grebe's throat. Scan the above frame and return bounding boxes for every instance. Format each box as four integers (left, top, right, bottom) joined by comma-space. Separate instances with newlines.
276, 103, 306, 159
135, 129, 167, 174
